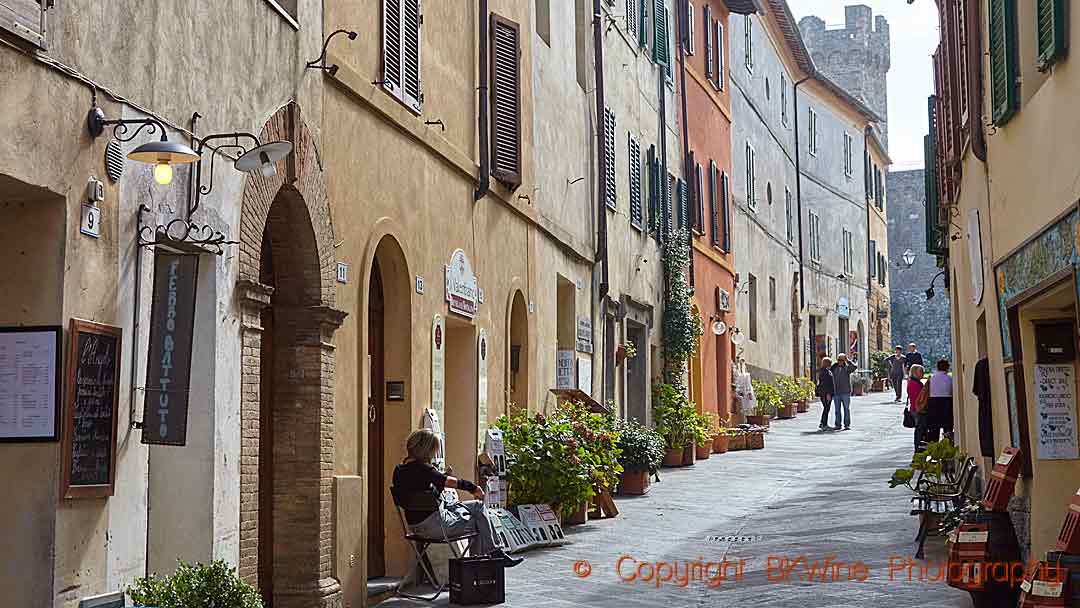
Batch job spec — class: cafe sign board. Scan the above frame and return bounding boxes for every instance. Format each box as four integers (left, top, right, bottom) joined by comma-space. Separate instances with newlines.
445, 249, 479, 319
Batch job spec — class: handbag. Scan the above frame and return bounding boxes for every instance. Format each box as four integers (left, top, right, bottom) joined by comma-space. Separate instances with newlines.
903, 408, 916, 428
915, 382, 930, 413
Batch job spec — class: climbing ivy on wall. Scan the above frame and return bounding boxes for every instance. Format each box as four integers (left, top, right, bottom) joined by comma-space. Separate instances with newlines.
661, 228, 703, 391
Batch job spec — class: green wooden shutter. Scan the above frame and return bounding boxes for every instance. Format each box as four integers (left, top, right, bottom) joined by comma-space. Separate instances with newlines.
653, 0, 668, 65
720, 172, 730, 252
604, 108, 617, 209
648, 144, 659, 237
639, 0, 649, 48
664, 172, 674, 238
988, 0, 1018, 125
1036, 0, 1067, 71
708, 161, 719, 246
629, 135, 643, 229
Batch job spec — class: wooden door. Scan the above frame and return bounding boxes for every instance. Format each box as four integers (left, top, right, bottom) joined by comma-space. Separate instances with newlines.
367, 264, 386, 578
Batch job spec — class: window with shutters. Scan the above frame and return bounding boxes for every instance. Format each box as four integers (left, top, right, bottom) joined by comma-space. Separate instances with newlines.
693, 162, 705, 235
785, 187, 793, 243
720, 171, 731, 251
647, 144, 659, 236
715, 20, 724, 90
653, 0, 668, 65
745, 141, 756, 211
536, 0, 551, 45
708, 160, 719, 246
676, 178, 687, 230
491, 14, 522, 189
0, 0, 49, 46
869, 240, 877, 281
808, 108, 818, 156
780, 74, 788, 125
744, 15, 753, 72
639, 0, 649, 49
988, 0, 1018, 125
842, 229, 853, 275
687, 2, 695, 55
625, 0, 637, 40
666, 9, 674, 81
382, 0, 423, 114
769, 277, 776, 312
265, 0, 299, 27
843, 133, 853, 178
629, 134, 643, 230
604, 108, 617, 209
664, 172, 675, 237
809, 211, 821, 262
1037, 0, 1067, 71
748, 274, 758, 341
704, 5, 713, 80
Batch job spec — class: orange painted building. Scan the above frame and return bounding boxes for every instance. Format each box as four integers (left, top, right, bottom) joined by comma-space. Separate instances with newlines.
677, 0, 757, 421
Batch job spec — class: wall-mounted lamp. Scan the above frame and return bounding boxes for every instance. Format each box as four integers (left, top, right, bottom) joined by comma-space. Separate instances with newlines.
189, 131, 293, 216
730, 327, 746, 345
899, 248, 916, 269
925, 270, 947, 300
305, 29, 359, 77
88, 104, 199, 186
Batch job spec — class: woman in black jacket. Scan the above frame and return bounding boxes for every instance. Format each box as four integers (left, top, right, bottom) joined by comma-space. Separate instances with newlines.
816, 357, 835, 431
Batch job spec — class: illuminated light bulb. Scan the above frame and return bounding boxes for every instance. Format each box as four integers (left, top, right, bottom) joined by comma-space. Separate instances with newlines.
153, 161, 174, 186
259, 151, 276, 178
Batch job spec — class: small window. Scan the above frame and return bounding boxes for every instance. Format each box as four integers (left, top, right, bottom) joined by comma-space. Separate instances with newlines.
769, 277, 776, 312
686, 2, 695, 55
843, 133, 853, 178
665, 8, 674, 81
808, 108, 818, 156
765, 78, 771, 100
704, 5, 713, 81
748, 274, 758, 342
780, 74, 788, 125
536, 0, 551, 45
744, 15, 753, 72
715, 20, 724, 90
809, 211, 821, 262
766, 182, 773, 206
745, 141, 756, 210
720, 172, 731, 251
653, 0, 669, 65
785, 187, 793, 243
708, 160, 719, 246
842, 228, 853, 275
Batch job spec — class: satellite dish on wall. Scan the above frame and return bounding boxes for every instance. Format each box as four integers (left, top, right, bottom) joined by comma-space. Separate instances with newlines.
712, 320, 727, 336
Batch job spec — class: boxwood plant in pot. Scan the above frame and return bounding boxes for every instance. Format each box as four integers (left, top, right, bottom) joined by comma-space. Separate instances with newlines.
128, 560, 262, 608
614, 418, 664, 495
747, 379, 780, 426
797, 376, 816, 412
775, 376, 799, 419
653, 383, 699, 466
695, 412, 717, 460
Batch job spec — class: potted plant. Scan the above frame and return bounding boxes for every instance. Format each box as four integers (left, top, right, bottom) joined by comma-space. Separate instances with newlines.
796, 376, 815, 413
694, 412, 716, 460
746, 379, 779, 426
654, 383, 698, 466
852, 372, 870, 397
728, 429, 747, 450
870, 351, 891, 392
128, 560, 262, 608
775, 376, 798, 419
713, 425, 735, 454
614, 419, 664, 495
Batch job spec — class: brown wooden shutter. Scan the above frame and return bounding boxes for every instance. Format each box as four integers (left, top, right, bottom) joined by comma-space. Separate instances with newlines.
0, 0, 48, 47
491, 14, 522, 188
629, 134, 643, 229
708, 160, 719, 246
694, 161, 705, 234
720, 171, 730, 252
704, 4, 713, 80
604, 108, 617, 209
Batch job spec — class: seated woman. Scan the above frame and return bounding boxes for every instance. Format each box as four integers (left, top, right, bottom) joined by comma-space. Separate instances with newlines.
392, 428, 522, 567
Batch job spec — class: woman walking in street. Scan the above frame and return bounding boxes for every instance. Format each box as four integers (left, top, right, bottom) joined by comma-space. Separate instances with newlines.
907, 365, 926, 452
817, 357, 835, 431
926, 359, 955, 443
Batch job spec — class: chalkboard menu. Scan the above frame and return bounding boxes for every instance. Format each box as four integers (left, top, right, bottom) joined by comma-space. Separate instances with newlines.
61, 319, 122, 499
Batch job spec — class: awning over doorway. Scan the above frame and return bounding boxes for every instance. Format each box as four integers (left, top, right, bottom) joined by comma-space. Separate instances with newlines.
549, 388, 611, 414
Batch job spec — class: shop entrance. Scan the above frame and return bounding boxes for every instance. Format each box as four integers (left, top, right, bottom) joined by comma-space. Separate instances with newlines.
443, 318, 478, 479
626, 321, 648, 424
367, 262, 385, 578
507, 291, 529, 414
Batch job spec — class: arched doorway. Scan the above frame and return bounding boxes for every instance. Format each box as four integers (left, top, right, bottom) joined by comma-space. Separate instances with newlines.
507, 290, 529, 414
237, 103, 344, 608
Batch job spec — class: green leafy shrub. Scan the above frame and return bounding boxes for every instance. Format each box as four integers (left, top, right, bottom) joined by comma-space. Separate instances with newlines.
750, 379, 781, 417
661, 228, 703, 387
653, 383, 700, 449
870, 351, 892, 381
614, 418, 665, 473
797, 376, 817, 401
495, 401, 622, 518
127, 560, 262, 608
775, 376, 801, 405
889, 438, 966, 490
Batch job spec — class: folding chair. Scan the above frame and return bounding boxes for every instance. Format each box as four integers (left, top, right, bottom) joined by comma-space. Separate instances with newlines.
390, 486, 480, 602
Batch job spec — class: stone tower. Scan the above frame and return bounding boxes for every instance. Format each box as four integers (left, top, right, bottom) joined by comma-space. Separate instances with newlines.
799, 5, 891, 146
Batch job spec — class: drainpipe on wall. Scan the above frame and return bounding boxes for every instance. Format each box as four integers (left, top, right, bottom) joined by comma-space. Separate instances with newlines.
864, 126, 873, 296
677, 0, 694, 290
474, 0, 490, 201
792, 76, 809, 370
592, 0, 610, 398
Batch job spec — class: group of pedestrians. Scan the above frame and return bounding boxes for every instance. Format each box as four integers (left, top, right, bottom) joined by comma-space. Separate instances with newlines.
886, 343, 955, 452
815, 353, 858, 431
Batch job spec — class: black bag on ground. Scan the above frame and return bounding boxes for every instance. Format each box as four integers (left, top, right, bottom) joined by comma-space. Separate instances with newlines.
903, 408, 916, 428
449, 556, 506, 605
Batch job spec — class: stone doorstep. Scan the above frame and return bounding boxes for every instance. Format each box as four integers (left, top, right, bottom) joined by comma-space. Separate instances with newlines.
367, 576, 405, 605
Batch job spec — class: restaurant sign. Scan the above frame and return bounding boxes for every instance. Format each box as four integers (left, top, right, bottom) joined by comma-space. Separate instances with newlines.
141, 251, 199, 446
445, 249, 479, 319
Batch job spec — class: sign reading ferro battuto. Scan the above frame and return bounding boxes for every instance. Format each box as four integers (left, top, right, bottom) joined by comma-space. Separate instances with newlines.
141, 251, 199, 446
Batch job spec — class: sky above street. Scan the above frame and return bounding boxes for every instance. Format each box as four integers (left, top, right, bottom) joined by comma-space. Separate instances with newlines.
786, 0, 940, 171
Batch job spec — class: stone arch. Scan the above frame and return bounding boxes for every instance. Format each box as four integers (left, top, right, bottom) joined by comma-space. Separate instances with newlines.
236, 102, 345, 608
505, 286, 530, 416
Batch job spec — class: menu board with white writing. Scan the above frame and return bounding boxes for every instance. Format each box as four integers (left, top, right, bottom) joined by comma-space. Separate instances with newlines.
1034, 363, 1079, 460
0, 327, 61, 441
61, 320, 123, 498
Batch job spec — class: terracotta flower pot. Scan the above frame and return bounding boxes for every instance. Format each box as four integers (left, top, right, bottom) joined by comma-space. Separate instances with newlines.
683, 443, 697, 465
712, 434, 730, 454
796, 400, 809, 413
565, 502, 588, 525
619, 469, 651, 495
662, 447, 684, 467
747, 432, 765, 449
728, 434, 746, 450
746, 415, 769, 427
696, 441, 712, 460
777, 403, 796, 419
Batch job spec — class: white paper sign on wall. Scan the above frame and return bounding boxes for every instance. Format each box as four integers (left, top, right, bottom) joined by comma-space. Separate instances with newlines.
1034, 363, 1078, 460
556, 350, 575, 389
577, 357, 592, 394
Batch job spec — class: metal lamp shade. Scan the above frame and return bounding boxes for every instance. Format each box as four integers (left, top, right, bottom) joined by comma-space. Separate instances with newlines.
127, 139, 200, 165
235, 141, 293, 174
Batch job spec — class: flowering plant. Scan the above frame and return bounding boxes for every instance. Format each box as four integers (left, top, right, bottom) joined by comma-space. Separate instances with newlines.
750, 379, 781, 417
653, 383, 700, 449
614, 418, 664, 473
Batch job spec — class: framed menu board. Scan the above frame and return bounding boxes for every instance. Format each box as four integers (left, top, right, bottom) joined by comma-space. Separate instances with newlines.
0, 326, 62, 441
61, 319, 123, 499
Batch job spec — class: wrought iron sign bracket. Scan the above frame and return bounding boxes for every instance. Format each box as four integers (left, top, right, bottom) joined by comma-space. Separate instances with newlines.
305, 29, 358, 77
137, 204, 238, 256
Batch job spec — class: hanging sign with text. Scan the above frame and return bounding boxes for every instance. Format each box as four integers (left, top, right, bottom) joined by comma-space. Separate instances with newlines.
576, 316, 593, 353
1034, 363, 1078, 460
445, 249, 479, 319
141, 252, 199, 446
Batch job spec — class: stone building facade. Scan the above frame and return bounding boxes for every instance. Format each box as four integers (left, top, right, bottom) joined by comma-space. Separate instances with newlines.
798, 5, 891, 145
886, 169, 951, 361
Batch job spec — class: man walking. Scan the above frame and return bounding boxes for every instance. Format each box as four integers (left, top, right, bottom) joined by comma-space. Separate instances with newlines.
904, 343, 924, 370
831, 353, 858, 430
887, 346, 907, 403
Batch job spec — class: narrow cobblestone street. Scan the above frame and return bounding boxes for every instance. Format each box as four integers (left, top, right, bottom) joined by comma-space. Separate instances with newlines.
384, 392, 971, 607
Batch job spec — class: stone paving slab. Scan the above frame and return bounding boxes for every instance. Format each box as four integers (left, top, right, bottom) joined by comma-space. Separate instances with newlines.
378, 393, 973, 607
